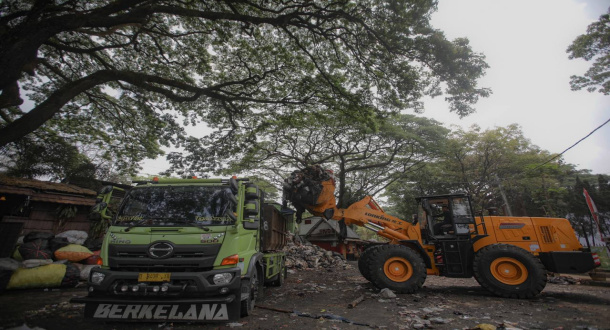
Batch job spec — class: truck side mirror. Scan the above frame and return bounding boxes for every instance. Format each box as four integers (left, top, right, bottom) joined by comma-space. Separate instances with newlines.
243, 216, 260, 230
242, 184, 260, 230
89, 202, 108, 221
244, 200, 259, 216
226, 191, 238, 206
225, 209, 237, 222
245, 184, 259, 199
99, 185, 113, 195
91, 202, 108, 214
229, 177, 239, 195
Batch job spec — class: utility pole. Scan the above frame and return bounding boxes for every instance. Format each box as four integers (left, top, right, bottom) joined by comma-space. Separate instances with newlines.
495, 174, 513, 216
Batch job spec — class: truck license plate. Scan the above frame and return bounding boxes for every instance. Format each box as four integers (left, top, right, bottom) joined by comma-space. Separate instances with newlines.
138, 273, 171, 282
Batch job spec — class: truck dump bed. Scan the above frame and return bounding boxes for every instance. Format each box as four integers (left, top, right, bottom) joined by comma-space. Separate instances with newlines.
261, 204, 289, 252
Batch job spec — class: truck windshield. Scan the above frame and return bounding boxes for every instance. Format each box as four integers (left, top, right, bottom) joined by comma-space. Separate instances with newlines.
115, 186, 235, 226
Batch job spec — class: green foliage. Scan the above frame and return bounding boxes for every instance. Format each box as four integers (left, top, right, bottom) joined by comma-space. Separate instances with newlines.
385, 124, 582, 218
564, 175, 610, 242
174, 111, 448, 206
0, 131, 96, 181
1, 0, 489, 180
567, 8, 610, 94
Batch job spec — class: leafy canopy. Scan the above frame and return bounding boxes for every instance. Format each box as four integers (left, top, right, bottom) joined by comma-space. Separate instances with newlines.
567, 7, 610, 94
384, 124, 575, 218
172, 111, 448, 206
0, 0, 489, 177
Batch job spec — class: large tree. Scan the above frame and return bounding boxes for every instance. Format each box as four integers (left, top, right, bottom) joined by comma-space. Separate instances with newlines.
0, 0, 489, 177
173, 112, 448, 207
385, 124, 573, 218
567, 7, 610, 94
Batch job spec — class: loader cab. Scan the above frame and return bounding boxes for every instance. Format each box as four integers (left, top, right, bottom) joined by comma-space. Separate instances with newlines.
417, 194, 476, 242
417, 194, 479, 278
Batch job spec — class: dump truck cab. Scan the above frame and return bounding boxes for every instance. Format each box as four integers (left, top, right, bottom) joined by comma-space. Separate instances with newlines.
73, 177, 291, 322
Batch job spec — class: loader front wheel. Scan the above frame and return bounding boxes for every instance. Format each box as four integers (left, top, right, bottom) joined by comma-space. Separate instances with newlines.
358, 245, 382, 282
474, 244, 547, 299
366, 245, 426, 293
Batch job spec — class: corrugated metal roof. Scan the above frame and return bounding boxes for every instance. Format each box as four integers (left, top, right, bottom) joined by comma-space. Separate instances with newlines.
0, 175, 96, 196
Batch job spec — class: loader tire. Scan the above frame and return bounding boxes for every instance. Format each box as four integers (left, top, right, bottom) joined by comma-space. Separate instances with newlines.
366, 245, 426, 294
473, 244, 547, 299
358, 245, 382, 282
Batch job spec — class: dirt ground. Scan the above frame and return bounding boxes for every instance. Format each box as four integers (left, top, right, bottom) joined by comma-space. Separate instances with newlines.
1, 263, 609, 330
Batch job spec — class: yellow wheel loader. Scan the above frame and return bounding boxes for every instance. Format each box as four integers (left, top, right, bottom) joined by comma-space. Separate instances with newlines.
283, 166, 600, 298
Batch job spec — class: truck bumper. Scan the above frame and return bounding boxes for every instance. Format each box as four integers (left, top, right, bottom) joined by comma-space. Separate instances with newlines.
71, 294, 241, 321
539, 251, 598, 273
71, 267, 242, 321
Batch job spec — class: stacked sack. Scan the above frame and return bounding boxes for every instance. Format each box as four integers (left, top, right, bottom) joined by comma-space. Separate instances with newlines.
0, 230, 101, 292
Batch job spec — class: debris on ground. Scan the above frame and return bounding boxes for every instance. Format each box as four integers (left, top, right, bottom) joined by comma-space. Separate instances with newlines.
379, 288, 397, 299
547, 275, 580, 285
283, 239, 352, 270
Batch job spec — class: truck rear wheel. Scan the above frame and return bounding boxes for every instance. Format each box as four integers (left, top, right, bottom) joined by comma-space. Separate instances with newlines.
270, 265, 287, 287
473, 244, 547, 299
241, 266, 264, 317
366, 245, 426, 293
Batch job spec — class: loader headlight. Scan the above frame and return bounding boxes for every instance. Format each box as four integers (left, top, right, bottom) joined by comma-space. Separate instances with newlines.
90, 271, 105, 285
212, 273, 233, 285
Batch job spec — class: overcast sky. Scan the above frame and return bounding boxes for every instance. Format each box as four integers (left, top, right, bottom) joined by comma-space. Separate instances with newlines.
141, 0, 610, 176
423, 0, 610, 175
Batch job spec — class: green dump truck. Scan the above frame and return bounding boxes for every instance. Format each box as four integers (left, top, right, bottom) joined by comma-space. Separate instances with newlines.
72, 177, 292, 322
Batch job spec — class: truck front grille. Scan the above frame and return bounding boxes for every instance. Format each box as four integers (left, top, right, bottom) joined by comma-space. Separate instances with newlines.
108, 243, 221, 270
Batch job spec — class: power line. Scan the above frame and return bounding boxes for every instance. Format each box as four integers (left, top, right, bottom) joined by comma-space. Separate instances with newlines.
530, 115, 610, 172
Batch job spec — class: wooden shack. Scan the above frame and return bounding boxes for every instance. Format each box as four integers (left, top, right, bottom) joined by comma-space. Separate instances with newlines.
0, 175, 97, 236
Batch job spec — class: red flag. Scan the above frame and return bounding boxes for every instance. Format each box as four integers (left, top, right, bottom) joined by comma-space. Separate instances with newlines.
583, 188, 602, 236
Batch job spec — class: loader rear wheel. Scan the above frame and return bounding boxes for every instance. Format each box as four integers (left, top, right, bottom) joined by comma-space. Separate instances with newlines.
473, 244, 547, 299
366, 245, 426, 293
358, 245, 382, 282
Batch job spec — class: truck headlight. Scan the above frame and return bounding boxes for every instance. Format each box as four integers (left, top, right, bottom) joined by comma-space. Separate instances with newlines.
90, 271, 105, 285
212, 273, 233, 285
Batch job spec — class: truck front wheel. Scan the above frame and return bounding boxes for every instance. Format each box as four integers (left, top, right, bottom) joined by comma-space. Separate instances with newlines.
366, 245, 426, 293
241, 266, 264, 317
473, 244, 547, 299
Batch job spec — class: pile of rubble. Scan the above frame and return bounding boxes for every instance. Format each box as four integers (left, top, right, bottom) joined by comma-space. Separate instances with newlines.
547, 275, 580, 285
283, 240, 351, 270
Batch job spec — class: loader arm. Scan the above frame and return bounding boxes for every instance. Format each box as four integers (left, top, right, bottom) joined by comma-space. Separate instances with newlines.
286, 178, 421, 243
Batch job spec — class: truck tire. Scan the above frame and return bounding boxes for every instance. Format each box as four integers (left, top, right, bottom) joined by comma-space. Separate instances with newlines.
358, 245, 382, 282
473, 244, 547, 299
241, 266, 264, 317
366, 245, 427, 293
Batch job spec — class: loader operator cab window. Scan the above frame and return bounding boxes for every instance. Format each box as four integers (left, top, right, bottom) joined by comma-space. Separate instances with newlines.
419, 195, 476, 240
449, 197, 475, 235
431, 201, 453, 236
